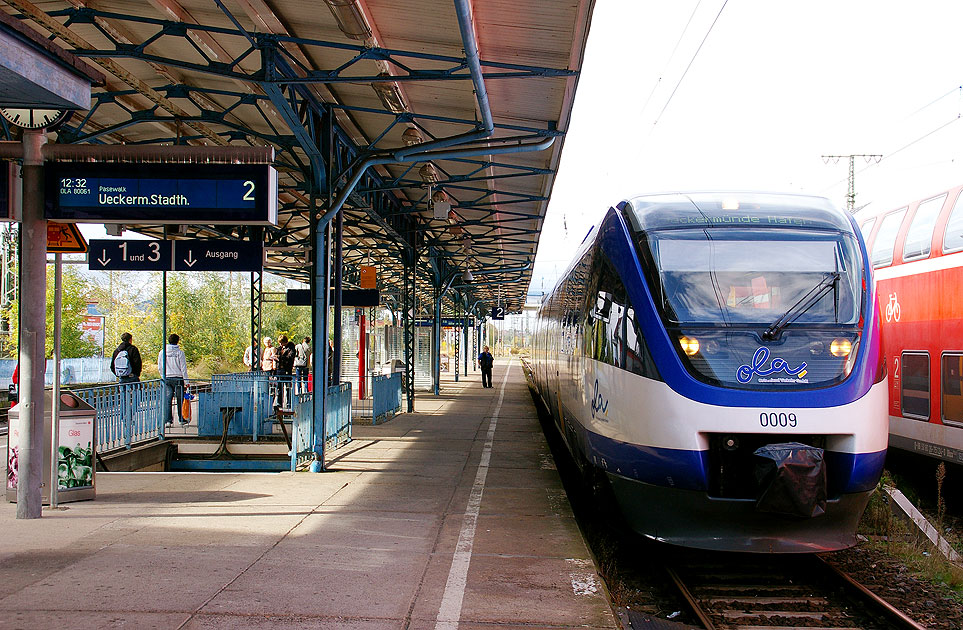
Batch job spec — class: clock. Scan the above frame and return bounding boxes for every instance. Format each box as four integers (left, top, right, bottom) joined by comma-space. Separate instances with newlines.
0, 108, 72, 130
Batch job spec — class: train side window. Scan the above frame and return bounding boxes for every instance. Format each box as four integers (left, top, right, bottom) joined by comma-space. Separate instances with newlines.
943, 192, 963, 253
900, 352, 930, 420
871, 208, 907, 268
941, 353, 963, 427
903, 195, 945, 261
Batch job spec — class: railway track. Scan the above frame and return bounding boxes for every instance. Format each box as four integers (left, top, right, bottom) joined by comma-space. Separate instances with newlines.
662, 552, 927, 630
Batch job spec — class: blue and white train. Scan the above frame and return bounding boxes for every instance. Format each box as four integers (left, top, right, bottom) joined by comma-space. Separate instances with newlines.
531, 192, 888, 552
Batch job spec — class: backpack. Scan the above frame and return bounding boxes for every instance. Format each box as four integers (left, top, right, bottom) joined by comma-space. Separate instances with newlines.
114, 349, 132, 377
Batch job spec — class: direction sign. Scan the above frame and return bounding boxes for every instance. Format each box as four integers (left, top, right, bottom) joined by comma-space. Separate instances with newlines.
46, 163, 278, 225
88, 239, 262, 272
89, 239, 172, 271
173, 240, 262, 272
415, 317, 477, 327
47, 222, 88, 253
491, 306, 506, 320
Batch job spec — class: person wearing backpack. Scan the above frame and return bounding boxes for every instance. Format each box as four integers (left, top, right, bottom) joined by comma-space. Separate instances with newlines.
110, 332, 142, 383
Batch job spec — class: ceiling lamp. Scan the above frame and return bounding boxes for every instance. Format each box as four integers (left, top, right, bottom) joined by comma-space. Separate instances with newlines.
402, 126, 424, 146
372, 73, 407, 113
321, 0, 372, 40
420, 163, 439, 184
462, 269, 474, 283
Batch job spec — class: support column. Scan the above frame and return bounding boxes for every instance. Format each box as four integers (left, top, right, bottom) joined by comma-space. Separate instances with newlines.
453, 295, 459, 383
402, 246, 415, 412
432, 285, 442, 396
333, 210, 343, 383
16, 129, 46, 519
311, 203, 329, 466
250, 271, 262, 371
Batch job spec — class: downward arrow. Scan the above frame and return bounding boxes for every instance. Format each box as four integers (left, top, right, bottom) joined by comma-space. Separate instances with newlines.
184, 251, 196, 267
97, 250, 111, 267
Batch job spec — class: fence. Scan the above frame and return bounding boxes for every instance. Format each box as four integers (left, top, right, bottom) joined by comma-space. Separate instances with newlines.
290, 382, 352, 470
0, 357, 113, 388
372, 373, 402, 424
73, 379, 166, 452
340, 372, 406, 422
205, 372, 279, 440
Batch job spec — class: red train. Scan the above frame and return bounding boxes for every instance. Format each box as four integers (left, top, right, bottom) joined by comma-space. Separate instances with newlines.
855, 184, 963, 465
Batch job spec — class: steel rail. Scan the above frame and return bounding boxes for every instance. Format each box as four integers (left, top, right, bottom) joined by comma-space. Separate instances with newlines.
817, 555, 928, 630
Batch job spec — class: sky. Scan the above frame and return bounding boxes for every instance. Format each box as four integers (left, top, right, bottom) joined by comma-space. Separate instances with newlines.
530, 1, 963, 295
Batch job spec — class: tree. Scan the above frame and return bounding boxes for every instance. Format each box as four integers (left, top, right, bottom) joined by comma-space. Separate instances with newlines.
1, 264, 99, 358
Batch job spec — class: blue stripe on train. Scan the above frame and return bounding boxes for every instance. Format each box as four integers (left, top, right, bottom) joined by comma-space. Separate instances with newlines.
579, 425, 885, 494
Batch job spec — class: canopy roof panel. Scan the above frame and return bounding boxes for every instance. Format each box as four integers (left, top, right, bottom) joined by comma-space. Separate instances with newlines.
1, 0, 596, 316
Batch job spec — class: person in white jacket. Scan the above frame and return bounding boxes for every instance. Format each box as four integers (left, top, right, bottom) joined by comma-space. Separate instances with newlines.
158, 333, 189, 425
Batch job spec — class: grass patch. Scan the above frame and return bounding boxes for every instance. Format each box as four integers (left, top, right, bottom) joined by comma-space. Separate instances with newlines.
859, 470, 963, 601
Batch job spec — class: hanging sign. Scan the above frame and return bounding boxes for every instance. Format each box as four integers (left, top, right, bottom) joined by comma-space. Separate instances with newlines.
46, 163, 278, 225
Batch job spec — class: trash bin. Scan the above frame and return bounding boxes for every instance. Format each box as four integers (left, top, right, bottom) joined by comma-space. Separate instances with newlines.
6, 389, 97, 504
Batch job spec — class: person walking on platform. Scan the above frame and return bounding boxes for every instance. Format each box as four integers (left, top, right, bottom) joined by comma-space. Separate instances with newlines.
159, 333, 189, 426
294, 336, 311, 394
478, 345, 494, 388
110, 332, 142, 383
276, 335, 296, 409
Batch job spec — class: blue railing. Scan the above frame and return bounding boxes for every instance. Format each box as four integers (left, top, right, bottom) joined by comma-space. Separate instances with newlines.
73, 379, 166, 452
372, 373, 402, 425
290, 383, 352, 470
203, 372, 277, 440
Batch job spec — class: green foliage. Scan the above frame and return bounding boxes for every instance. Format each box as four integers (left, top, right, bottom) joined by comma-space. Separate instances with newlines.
88, 270, 311, 377
2, 265, 98, 358
4, 261, 312, 376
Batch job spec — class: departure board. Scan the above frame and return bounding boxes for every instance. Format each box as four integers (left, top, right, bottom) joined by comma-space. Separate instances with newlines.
45, 163, 277, 225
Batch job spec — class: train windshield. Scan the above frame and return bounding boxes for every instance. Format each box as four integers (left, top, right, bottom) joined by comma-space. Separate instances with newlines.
647, 229, 862, 327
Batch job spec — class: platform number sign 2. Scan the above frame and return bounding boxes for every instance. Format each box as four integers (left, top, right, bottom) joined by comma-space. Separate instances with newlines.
491, 306, 505, 320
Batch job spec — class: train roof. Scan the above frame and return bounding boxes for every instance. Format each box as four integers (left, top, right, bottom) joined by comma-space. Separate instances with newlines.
622, 192, 853, 233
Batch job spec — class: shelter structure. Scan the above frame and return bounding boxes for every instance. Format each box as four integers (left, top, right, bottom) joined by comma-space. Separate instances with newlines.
0, 0, 595, 408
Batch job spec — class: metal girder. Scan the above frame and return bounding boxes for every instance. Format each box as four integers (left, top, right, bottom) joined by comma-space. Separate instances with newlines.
49, 7, 575, 85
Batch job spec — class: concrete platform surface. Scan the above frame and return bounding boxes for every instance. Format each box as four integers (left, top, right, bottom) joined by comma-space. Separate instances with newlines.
0, 359, 618, 630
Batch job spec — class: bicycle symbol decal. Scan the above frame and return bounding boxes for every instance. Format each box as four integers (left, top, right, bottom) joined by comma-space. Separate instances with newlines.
885, 292, 901, 322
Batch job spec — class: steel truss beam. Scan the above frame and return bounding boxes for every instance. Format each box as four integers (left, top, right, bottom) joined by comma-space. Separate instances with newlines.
7, 1, 567, 314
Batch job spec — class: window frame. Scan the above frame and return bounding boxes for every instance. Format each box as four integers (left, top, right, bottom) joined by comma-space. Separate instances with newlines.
871, 208, 907, 268
940, 351, 963, 428
942, 190, 963, 254
900, 351, 930, 421
902, 194, 946, 262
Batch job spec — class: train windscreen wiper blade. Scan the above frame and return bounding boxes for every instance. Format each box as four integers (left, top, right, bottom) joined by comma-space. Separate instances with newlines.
763, 272, 840, 341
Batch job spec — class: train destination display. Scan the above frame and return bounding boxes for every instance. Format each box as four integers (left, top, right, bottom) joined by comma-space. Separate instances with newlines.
45, 163, 277, 225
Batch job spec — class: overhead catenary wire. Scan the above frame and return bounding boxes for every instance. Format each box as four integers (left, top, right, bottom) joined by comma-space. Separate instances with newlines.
639, 0, 704, 118
652, 0, 729, 129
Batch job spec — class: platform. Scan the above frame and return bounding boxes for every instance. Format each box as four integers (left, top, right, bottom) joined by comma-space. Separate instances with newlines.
0, 359, 618, 629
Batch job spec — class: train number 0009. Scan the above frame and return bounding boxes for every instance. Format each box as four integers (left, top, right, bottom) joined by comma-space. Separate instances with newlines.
759, 412, 797, 428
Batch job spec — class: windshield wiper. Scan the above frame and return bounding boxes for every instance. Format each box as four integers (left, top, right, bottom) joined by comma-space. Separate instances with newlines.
763, 272, 840, 340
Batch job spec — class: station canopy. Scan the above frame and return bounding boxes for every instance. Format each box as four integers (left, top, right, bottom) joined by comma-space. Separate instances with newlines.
1, 0, 595, 316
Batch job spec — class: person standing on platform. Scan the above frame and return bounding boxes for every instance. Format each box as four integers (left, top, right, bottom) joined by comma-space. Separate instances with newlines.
159, 333, 189, 425
276, 335, 296, 409
294, 336, 311, 394
110, 332, 142, 383
478, 345, 494, 388
243, 343, 255, 371
261, 337, 277, 374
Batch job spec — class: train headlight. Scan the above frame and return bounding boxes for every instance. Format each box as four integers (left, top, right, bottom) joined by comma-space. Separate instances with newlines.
830, 338, 852, 357
679, 336, 700, 356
